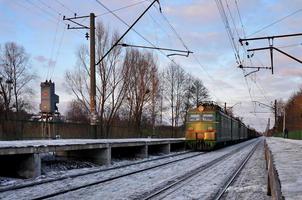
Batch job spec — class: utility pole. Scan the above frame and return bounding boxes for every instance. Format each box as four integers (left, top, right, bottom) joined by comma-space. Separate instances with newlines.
239, 32, 302, 75
283, 106, 286, 133
274, 99, 277, 131
89, 13, 97, 126
64, 13, 97, 138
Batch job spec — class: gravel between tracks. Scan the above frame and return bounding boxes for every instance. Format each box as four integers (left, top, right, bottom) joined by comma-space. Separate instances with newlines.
0, 139, 259, 200
221, 138, 271, 200
46, 139, 258, 200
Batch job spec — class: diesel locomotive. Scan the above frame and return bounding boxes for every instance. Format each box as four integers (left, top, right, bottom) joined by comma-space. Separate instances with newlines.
185, 102, 258, 150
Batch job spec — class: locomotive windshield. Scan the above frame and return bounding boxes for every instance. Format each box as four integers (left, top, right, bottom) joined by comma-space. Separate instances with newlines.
188, 113, 214, 122
202, 114, 214, 121
188, 114, 201, 122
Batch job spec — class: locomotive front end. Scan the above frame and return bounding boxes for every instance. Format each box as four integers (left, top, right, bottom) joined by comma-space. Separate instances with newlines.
185, 105, 217, 150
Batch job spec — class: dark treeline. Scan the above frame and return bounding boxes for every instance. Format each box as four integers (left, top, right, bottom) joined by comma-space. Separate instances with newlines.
275, 88, 302, 133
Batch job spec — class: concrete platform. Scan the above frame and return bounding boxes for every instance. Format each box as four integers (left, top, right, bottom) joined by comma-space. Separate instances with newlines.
265, 137, 302, 200
0, 138, 185, 178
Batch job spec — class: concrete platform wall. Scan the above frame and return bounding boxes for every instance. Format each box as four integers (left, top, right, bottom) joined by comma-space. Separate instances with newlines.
0, 139, 185, 179
264, 141, 284, 200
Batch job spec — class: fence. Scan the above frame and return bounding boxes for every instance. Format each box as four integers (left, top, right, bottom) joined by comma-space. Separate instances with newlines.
0, 119, 184, 140
274, 130, 302, 140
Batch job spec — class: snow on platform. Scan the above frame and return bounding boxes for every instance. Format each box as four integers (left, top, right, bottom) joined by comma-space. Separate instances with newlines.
0, 138, 184, 155
266, 137, 302, 200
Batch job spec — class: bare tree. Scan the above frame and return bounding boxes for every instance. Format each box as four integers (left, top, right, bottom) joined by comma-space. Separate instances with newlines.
123, 49, 159, 132
66, 100, 89, 123
191, 77, 209, 107
0, 42, 35, 114
162, 63, 187, 136
65, 22, 127, 137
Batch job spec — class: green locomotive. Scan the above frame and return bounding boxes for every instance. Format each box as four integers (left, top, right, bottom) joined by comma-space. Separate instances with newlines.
185, 102, 251, 150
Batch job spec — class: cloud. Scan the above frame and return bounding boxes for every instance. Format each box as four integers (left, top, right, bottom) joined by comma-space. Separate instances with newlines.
34, 55, 48, 63
34, 55, 57, 68
279, 67, 302, 77
165, 0, 219, 24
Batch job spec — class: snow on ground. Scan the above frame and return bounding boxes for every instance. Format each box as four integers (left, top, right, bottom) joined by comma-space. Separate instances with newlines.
0, 151, 191, 188
44, 139, 257, 200
153, 139, 260, 200
0, 139, 260, 200
0, 151, 199, 199
0, 138, 184, 148
266, 137, 302, 200
222, 138, 271, 200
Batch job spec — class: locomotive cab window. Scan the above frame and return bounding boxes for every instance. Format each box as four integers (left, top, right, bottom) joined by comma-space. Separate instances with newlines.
202, 114, 214, 121
188, 114, 201, 122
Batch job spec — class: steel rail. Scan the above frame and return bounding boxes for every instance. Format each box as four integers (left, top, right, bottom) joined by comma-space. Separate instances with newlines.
0, 150, 195, 193
136, 139, 259, 200
32, 151, 205, 200
213, 140, 260, 200
32, 140, 257, 199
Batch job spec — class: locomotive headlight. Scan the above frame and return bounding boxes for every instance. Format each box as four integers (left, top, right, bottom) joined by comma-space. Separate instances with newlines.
188, 127, 194, 131
208, 126, 213, 131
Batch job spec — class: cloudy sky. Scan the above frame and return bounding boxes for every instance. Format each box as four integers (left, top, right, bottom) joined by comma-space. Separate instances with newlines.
1, 0, 302, 131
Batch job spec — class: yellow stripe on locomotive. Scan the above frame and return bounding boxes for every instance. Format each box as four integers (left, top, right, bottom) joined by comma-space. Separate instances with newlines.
185, 105, 217, 149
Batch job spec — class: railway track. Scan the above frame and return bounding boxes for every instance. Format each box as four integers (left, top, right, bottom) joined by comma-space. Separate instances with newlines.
1, 139, 259, 200
213, 139, 260, 200
136, 139, 260, 200
0, 150, 198, 193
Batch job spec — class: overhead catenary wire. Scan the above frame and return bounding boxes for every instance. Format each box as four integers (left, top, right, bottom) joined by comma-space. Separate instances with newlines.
24, 0, 83, 37
46, 14, 61, 80
97, 0, 150, 17
235, 0, 246, 38
93, 1, 190, 69
215, 0, 270, 129
247, 8, 302, 37
145, 0, 223, 102
233, 1, 272, 106
215, 0, 242, 64
50, 26, 66, 79
54, 0, 76, 14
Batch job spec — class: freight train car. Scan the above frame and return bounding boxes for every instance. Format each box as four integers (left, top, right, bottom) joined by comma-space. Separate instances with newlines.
185, 102, 253, 150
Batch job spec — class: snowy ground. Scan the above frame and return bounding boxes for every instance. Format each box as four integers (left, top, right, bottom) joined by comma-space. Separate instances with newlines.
0, 151, 199, 199
266, 137, 302, 200
222, 138, 271, 200
149, 139, 261, 200
0, 138, 264, 200
0, 138, 184, 148
0, 151, 193, 188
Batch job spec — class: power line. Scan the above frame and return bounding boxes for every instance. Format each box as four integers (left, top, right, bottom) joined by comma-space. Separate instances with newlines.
46, 15, 60, 80
234, 0, 246, 38
54, 0, 76, 14
247, 8, 302, 37
24, 0, 84, 37
97, 0, 149, 17
50, 26, 66, 79
93, 1, 188, 67
215, 0, 241, 64
38, 0, 64, 16
144, 1, 223, 101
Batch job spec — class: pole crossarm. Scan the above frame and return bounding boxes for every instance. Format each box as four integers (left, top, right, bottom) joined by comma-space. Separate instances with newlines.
238, 64, 271, 77
247, 46, 302, 64
95, 0, 160, 66
238, 32, 302, 75
252, 101, 274, 109
63, 15, 90, 30
118, 43, 193, 57
238, 65, 271, 69
239, 32, 302, 44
